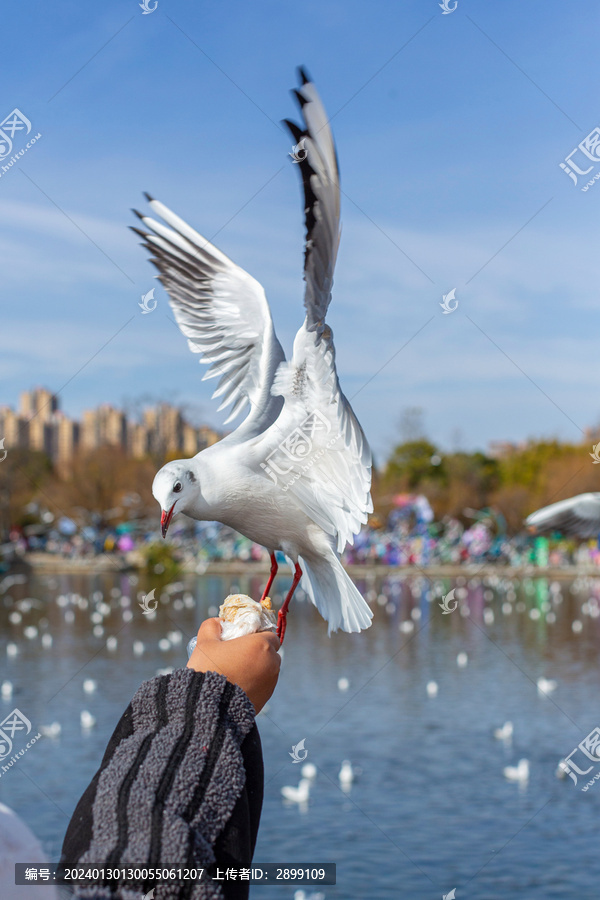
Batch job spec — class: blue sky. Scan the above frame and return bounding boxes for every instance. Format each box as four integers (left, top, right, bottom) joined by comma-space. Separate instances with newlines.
2, 0, 600, 463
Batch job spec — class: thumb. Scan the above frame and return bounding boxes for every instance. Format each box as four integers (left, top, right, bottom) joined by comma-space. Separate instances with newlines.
196, 617, 223, 643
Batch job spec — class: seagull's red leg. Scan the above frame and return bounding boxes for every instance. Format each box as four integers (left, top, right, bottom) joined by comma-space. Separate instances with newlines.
277, 562, 302, 644
260, 553, 278, 603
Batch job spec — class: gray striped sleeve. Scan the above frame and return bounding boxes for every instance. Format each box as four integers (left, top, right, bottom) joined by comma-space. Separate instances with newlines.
68, 668, 256, 900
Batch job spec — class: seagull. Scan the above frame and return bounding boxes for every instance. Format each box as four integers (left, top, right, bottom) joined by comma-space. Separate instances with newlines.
339, 760, 354, 791
503, 759, 529, 783
132, 69, 373, 643
426, 680, 439, 698
281, 778, 311, 805
80, 710, 96, 730
526, 493, 600, 537
537, 676, 557, 696
301, 762, 317, 780
40, 722, 61, 739
493, 721, 513, 741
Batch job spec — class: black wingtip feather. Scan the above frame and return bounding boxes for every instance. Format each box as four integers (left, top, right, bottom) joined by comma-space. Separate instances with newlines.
143, 192, 155, 203
129, 226, 149, 238
297, 66, 312, 85
131, 208, 145, 221
293, 87, 309, 109
283, 118, 304, 143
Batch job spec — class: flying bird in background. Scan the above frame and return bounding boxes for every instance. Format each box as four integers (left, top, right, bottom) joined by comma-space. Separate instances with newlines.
131, 69, 373, 642
526, 492, 600, 538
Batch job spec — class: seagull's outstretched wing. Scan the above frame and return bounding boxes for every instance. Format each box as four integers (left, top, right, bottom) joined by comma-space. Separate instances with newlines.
255, 72, 372, 552
284, 67, 340, 336
526, 492, 600, 537
131, 197, 286, 440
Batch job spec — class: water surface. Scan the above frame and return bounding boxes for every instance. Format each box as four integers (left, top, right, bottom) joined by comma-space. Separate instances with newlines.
1, 569, 599, 899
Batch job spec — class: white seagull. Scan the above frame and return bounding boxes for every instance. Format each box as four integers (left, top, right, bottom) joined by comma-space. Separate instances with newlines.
132, 69, 373, 642
493, 721, 513, 741
526, 492, 600, 538
503, 758, 529, 784
338, 760, 354, 792
281, 778, 311, 805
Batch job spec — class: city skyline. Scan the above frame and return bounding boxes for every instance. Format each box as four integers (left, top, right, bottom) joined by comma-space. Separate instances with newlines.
0, 386, 222, 468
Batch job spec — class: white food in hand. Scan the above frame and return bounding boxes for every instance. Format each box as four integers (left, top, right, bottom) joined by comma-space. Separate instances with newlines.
219, 593, 276, 641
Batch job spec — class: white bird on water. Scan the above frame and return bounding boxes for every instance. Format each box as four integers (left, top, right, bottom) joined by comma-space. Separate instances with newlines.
80, 710, 96, 730
132, 69, 373, 643
537, 676, 557, 696
40, 722, 61, 739
301, 762, 317, 781
493, 721, 513, 741
281, 778, 311, 806
503, 759, 529, 783
339, 760, 354, 792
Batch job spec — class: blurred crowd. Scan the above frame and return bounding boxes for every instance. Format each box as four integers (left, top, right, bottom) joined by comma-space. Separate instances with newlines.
2, 494, 599, 572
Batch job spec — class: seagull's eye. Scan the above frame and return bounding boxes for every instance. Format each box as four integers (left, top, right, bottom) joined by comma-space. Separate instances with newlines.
173, 481, 183, 493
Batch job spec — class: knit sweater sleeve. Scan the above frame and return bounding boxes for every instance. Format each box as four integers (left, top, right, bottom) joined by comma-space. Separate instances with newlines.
60, 668, 258, 900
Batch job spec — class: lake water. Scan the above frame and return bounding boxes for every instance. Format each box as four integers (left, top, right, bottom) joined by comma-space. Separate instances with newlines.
1, 568, 600, 899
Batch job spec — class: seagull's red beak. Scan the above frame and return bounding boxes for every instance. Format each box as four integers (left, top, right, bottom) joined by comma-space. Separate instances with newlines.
161, 503, 176, 538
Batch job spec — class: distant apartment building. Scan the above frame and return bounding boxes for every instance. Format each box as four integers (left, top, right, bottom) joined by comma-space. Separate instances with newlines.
128, 422, 149, 459
81, 405, 127, 452
52, 413, 80, 466
0, 406, 29, 449
143, 404, 183, 456
19, 387, 58, 421
0, 387, 222, 465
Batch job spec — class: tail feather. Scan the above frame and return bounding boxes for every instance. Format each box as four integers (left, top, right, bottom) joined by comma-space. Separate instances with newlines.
299, 552, 373, 635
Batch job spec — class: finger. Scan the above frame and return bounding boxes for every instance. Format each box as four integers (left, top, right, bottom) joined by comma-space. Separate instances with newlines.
262, 632, 281, 652
196, 617, 223, 642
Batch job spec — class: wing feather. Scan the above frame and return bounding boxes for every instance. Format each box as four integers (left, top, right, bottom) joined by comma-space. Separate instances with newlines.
526, 493, 600, 538
284, 68, 341, 336
131, 198, 285, 441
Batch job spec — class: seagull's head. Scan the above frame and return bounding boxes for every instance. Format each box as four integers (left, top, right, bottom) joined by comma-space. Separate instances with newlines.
152, 461, 198, 538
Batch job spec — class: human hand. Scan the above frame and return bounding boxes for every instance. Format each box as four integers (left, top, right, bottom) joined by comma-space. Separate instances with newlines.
186, 618, 281, 713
